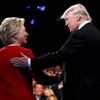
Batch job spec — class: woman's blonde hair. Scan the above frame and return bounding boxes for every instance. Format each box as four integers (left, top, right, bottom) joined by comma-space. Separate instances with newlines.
44, 88, 55, 96
0, 17, 25, 45
46, 94, 58, 100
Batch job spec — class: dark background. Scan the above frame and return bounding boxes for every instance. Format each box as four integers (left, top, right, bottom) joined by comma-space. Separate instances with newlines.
0, 0, 100, 56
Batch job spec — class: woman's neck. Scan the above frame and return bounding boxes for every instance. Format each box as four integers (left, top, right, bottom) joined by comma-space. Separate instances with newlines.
8, 43, 21, 46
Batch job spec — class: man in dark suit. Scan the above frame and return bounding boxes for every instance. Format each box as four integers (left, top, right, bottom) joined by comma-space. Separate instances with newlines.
11, 4, 100, 100
32, 83, 46, 100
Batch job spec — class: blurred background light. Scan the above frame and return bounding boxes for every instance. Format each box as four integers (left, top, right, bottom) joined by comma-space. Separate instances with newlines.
37, 5, 46, 11
26, 5, 31, 9
30, 18, 36, 25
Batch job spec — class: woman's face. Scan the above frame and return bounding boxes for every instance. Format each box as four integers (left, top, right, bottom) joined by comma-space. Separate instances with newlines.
14, 24, 29, 45
44, 90, 51, 96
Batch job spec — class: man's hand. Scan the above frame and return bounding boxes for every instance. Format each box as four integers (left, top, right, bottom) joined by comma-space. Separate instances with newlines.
10, 52, 29, 68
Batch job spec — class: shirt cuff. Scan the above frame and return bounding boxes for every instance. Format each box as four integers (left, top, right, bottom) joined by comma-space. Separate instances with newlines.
28, 58, 32, 70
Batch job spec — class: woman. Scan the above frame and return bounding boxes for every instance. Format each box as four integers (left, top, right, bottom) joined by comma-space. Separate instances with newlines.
44, 88, 57, 100
46, 94, 58, 100
0, 17, 34, 100
43, 88, 55, 97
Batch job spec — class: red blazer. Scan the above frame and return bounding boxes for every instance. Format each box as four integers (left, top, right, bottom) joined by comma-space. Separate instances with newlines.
0, 45, 35, 100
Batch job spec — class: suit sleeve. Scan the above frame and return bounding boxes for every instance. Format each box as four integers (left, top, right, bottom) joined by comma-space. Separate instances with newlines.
31, 32, 85, 71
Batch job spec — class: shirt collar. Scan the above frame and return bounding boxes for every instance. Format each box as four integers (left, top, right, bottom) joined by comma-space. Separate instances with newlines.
35, 96, 41, 100
78, 21, 91, 30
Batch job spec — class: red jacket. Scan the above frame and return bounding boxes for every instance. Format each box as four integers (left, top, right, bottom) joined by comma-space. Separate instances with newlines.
0, 45, 35, 100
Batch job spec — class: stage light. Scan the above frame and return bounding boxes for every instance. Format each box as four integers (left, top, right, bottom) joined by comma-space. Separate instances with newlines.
26, 5, 31, 9
30, 18, 35, 25
37, 5, 46, 11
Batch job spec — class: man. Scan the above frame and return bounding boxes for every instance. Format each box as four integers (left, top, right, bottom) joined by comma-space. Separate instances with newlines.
11, 4, 100, 100
32, 83, 46, 100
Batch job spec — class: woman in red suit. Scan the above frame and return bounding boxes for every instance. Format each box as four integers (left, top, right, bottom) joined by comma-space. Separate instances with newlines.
0, 17, 34, 100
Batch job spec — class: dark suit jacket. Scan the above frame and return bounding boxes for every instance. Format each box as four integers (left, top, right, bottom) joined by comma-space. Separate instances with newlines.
31, 23, 100, 100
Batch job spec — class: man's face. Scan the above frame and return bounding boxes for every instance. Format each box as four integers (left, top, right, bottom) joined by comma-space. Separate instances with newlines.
33, 84, 44, 96
65, 12, 79, 32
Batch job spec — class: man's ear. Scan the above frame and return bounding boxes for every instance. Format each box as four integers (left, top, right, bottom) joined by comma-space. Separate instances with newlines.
77, 15, 82, 21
